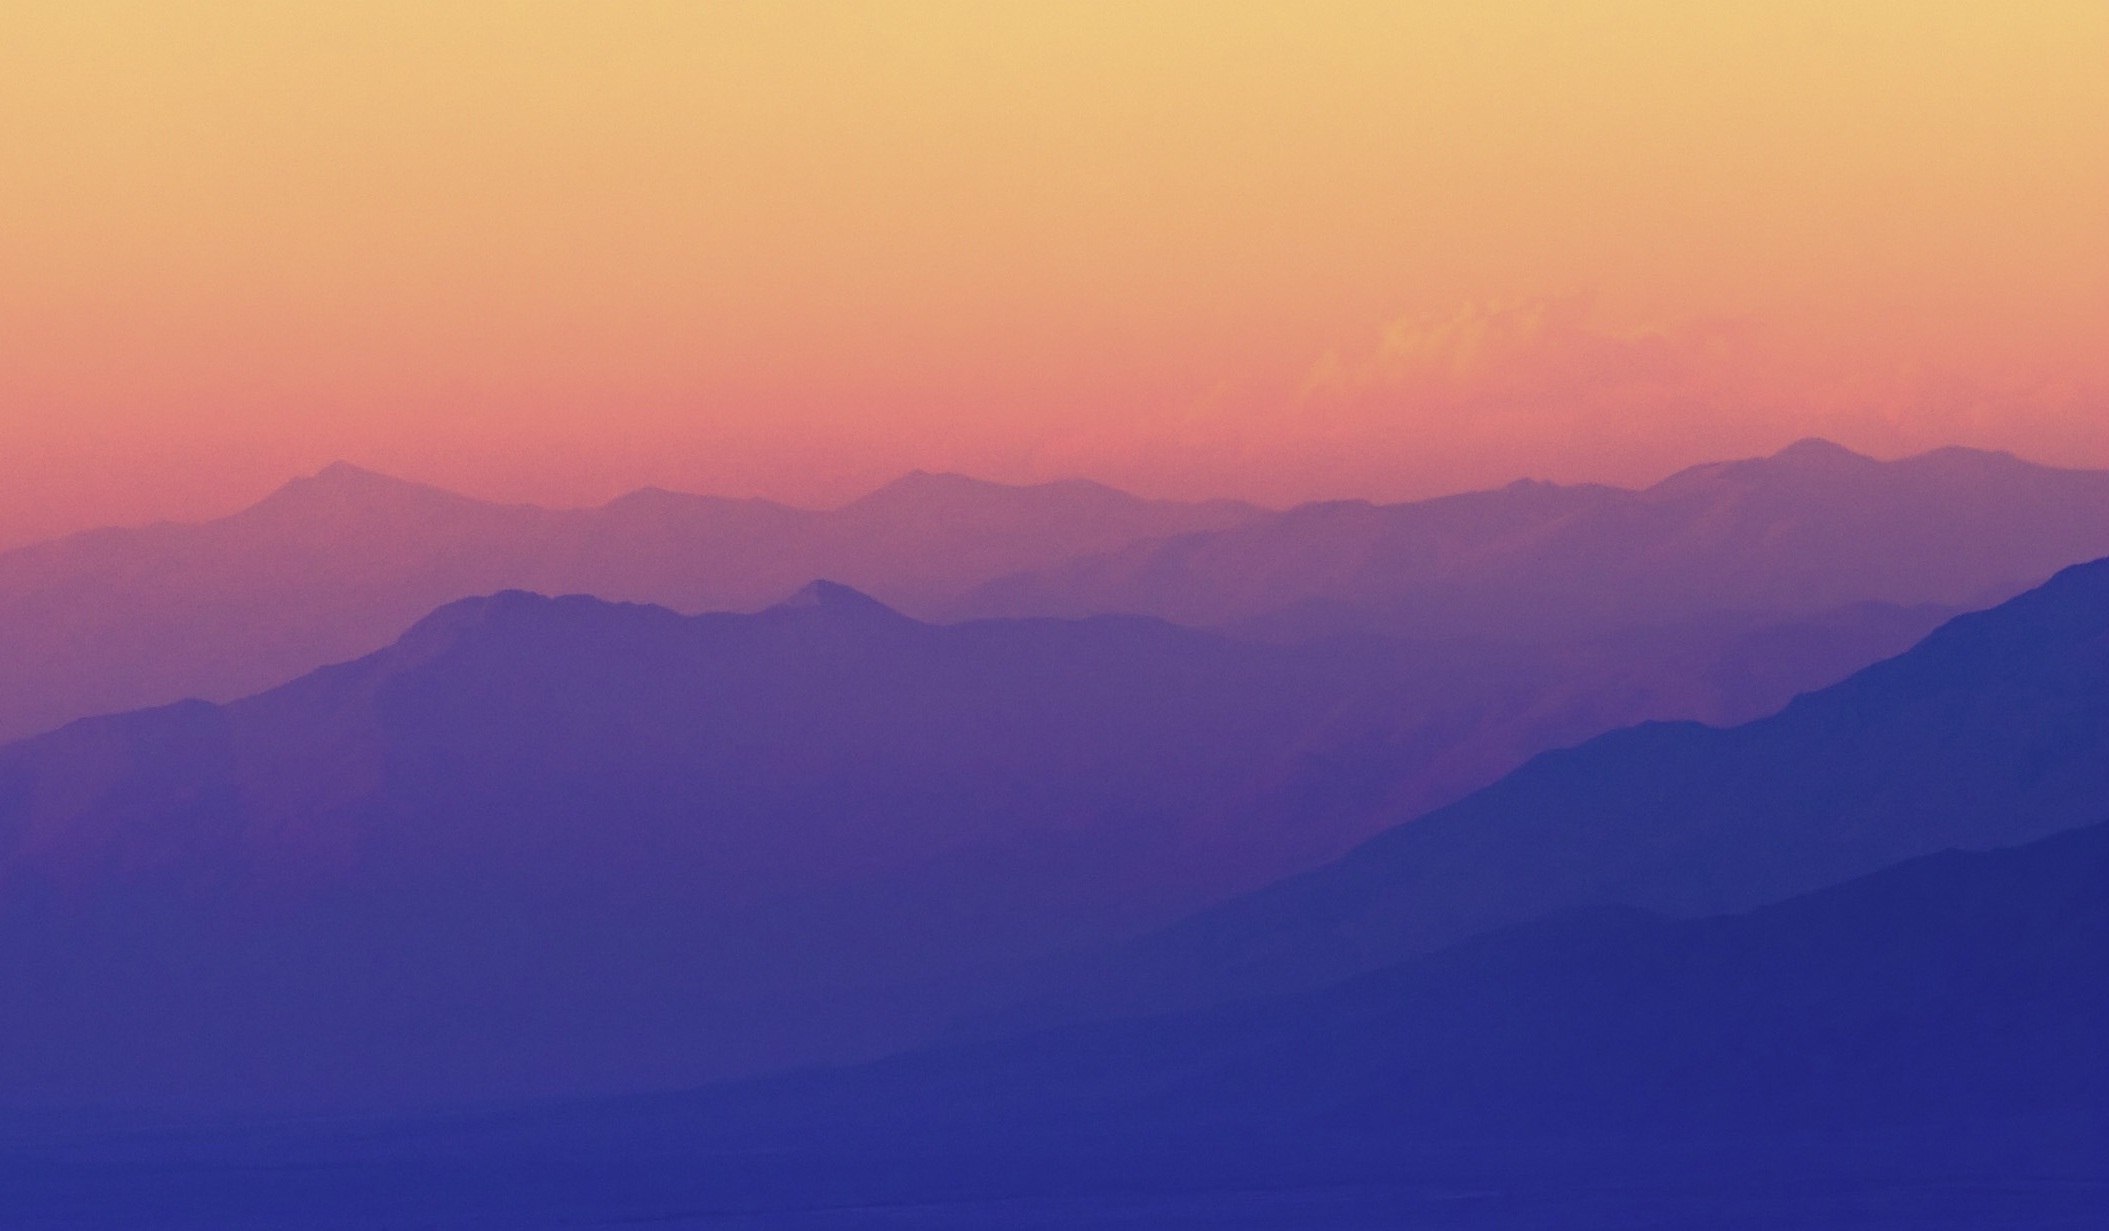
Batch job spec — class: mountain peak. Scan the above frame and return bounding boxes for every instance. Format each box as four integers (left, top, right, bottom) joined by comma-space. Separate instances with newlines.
251, 462, 470, 513
313, 460, 389, 484
1649, 438, 1875, 494
1768, 438, 1874, 467
298, 460, 440, 494
768, 579, 906, 621
845, 470, 1130, 514
852, 470, 1011, 504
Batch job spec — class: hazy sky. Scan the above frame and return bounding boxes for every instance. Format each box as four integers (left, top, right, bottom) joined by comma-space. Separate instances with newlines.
3, 2, 2105, 545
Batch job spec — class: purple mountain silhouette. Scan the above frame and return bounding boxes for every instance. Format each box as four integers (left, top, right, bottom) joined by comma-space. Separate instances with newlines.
0, 442, 2083, 763
0, 467, 1260, 743
0, 584, 1670, 1109
945, 440, 2109, 640
0, 561, 2095, 1111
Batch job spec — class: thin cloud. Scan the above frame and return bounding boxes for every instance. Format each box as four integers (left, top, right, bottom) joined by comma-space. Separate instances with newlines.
1031, 295, 2109, 504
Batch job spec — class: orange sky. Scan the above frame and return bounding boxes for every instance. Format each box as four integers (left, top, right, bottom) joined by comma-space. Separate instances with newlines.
2, 2, 2105, 546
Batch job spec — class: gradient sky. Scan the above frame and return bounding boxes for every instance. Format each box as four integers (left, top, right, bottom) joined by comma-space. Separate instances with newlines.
2, 2, 2105, 546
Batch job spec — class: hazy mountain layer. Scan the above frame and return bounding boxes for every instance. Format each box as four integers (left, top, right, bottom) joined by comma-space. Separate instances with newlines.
948, 440, 2109, 641
7, 440, 2103, 749
0, 465, 1261, 742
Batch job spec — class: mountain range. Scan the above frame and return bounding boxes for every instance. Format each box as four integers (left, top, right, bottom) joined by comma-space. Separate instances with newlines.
2, 579, 1702, 1108
0, 546, 2101, 1112
948, 439, 2109, 640
9, 807, 2102, 1228
0, 465, 1259, 744
0, 451, 2104, 1224
4, 441, 2106, 750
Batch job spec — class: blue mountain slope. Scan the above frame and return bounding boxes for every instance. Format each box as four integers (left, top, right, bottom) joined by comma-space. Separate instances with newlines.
10, 818, 2101, 1229
3, 566, 2105, 1225
11, 582, 1859, 1110
678, 817, 2109, 1146
997, 555, 2109, 1025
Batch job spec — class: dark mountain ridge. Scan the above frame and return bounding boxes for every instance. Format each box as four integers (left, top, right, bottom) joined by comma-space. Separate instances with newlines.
977, 554, 2109, 1029
628, 817, 2109, 1149
10, 820, 2101, 1229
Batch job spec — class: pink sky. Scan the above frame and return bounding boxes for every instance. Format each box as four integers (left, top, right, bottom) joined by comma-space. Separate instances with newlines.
3, 3, 2104, 547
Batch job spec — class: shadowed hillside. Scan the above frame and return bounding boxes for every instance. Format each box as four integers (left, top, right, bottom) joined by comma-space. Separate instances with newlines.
995, 555, 2109, 1028
7, 581, 1855, 1110
6, 821, 2101, 1229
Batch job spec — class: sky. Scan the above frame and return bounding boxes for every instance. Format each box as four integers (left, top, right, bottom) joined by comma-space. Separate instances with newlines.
2, 1, 2105, 546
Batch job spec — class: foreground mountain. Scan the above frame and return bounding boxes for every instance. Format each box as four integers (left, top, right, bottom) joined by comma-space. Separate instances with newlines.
10, 821, 2103, 1228
0, 581, 1896, 1110
0, 563, 2095, 1114
0, 465, 1261, 742
541, 820, 2109, 1163
948, 440, 2109, 641
0, 584, 1337, 1107
999, 555, 2109, 1028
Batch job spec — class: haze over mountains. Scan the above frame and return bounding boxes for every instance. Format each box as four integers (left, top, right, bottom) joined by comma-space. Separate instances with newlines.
0, 581, 1628, 1107
2, 442, 2105, 752
1, 549, 2102, 1113
949, 439, 2109, 640
0, 465, 1260, 744
11, 3, 2103, 1219
0, 444, 2104, 1225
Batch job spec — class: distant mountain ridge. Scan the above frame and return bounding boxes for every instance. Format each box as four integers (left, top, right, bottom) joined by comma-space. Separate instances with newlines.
945, 439, 2109, 641
0, 466, 1262, 743
4, 440, 2103, 748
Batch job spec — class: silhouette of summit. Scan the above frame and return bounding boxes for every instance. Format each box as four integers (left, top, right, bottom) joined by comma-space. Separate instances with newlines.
1772, 435, 1869, 460
243, 460, 493, 516
767, 578, 909, 620
843, 469, 1131, 511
